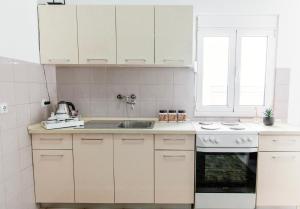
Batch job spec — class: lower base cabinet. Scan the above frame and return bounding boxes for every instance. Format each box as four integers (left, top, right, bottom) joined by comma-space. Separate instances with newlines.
114, 134, 154, 203
33, 150, 74, 203
155, 150, 194, 203
257, 152, 300, 206
73, 134, 114, 203
32, 133, 195, 204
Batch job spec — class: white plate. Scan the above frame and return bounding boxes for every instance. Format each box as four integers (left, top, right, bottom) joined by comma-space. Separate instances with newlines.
201, 125, 221, 130
230, 126, 245, 130
199, 121, 214, 125
222, 122, 240, 126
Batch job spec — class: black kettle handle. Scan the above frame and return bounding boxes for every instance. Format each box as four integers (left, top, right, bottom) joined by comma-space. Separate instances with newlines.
66, 102, 76, 111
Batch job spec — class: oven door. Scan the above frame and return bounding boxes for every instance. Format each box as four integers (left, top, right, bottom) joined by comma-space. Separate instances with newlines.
196, 147, 257, 194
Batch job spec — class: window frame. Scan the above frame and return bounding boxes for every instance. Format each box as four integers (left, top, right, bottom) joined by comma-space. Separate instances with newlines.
195, 27, 277, 117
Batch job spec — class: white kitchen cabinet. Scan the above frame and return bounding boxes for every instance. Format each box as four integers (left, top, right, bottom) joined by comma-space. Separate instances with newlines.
77, 6, 116, 64
73, 134, 114, 203
155, 150, 194, 203
116, 6, 154, 64
33, 150, 74, 203
38, 5, 78, 64
114, 134, 154, 203
257, 152, 300, 206
155, 6, 193, 66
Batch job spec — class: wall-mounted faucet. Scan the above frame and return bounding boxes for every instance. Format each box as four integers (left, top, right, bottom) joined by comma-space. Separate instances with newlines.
117, 94, 137, 110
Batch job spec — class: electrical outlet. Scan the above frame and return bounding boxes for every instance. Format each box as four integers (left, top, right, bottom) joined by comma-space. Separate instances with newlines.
0, 103, 8, 114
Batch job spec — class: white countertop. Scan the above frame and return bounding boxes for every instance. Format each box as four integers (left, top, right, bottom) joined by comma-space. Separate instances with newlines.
28, 117, 300, 136
28, 117, 196, 134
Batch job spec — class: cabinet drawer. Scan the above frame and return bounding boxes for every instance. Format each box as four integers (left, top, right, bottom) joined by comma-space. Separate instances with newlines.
259, 135, 300, 151
155, 150, 194, 203
155, 134, 194, 150
33, 150, 74, 203
32, 134, 72, 150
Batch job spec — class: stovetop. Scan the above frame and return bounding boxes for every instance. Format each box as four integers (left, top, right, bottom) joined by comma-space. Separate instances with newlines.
194, 121, 259, 148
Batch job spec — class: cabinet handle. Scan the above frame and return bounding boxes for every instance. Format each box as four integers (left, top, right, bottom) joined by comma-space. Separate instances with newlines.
86, 58, 108, 63
48, 59, 70, 63
122, 138, 144, 141
40, 154, 64, 158
272, 139, 296, 143
40, 138, 63, 141
163, 138, 185, 141
81, 138, 103, 141
125, 59, 146, 63
163, 59, 184, 63
163, 155, 186, 159
272, 155, 296, 160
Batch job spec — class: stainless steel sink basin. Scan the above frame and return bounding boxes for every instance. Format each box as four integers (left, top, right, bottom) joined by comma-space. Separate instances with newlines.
83, 120, 155, 129
118, 120, 155, 129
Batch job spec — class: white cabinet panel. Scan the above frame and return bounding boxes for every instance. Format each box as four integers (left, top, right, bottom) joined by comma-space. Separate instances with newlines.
155, 150, 194, 203
77, 6, 116, 64
114, 134, 154, 203
257, 152, 300, 206
33, 150, 74, 203
73, 134, 114, 203
116, 6, 154, 64
38, 5, 78, 64
155, 6, 193, 66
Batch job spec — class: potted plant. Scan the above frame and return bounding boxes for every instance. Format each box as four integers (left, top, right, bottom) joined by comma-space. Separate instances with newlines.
263, 108, 274, 126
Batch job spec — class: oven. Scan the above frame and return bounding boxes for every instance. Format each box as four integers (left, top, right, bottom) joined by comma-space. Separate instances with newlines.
195, 134, 258, 209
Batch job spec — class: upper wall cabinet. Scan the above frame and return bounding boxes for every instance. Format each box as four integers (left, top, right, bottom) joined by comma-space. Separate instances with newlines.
77, 6, 116, 64
38, 5, 78, 64
38, 5, 193, 66
116, 6, 155, 64
155, 6, 193, 66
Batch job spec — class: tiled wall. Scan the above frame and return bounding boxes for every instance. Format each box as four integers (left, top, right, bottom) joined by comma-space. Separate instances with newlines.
0, 57, 57, 209
56, 67, 195, 118
56, 67, 290, 120
274, 68, 290, 122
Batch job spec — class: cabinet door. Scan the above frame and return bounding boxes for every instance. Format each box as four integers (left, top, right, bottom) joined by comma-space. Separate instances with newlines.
33, 150, 74, 203
73, 134, 114, 203
155, 6, 193, 66
257, 152, 300, 206
114, 134, 154, 203
38, 5, 78, 64
77, 6, 116, 64
155, 150, 194, 203
116, 6, 154, 64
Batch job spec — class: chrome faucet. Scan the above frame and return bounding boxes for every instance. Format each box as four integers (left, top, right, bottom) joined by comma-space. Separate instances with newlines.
117, 94, 137, 110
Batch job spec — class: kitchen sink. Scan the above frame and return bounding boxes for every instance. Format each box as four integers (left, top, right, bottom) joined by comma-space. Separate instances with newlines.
118, 120, 155, 129
83, 120, 155, 129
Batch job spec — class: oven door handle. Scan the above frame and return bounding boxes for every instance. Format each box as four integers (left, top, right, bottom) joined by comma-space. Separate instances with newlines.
196, 147, 258, 153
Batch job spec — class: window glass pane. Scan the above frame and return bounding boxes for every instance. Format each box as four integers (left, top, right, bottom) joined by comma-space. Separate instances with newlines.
239, 37, 268, 105
202, 37, 229, 106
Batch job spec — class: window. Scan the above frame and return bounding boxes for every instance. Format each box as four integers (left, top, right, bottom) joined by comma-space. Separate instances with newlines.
196, 28, 276, 116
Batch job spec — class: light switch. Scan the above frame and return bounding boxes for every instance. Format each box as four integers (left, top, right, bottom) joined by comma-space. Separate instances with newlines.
0, 103, 8, 114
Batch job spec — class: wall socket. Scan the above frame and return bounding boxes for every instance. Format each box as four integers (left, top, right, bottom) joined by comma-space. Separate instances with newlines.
0, 103, 8, 114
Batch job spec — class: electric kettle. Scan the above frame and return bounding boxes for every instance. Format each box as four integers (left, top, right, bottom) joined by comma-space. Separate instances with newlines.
55, 101, 76, 119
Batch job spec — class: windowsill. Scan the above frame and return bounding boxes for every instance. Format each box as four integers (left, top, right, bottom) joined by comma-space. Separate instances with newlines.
194, 110, 258, 118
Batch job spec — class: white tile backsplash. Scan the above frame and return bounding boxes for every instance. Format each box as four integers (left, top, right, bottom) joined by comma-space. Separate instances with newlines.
57, 66, 196, 117
0, 56, 56, 209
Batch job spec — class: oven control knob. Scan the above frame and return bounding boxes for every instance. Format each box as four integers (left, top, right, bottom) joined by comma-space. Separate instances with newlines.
214, 139, 219, 144
236, 138, 241, 144
203, 137, 208, 143
209, 138, 214, 143
240, 137, 246, 143
247, 137, 252, 142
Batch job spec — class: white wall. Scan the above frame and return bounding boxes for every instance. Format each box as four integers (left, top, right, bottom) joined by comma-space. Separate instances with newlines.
0, 0, 40, 63
3, 0, 300, 124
